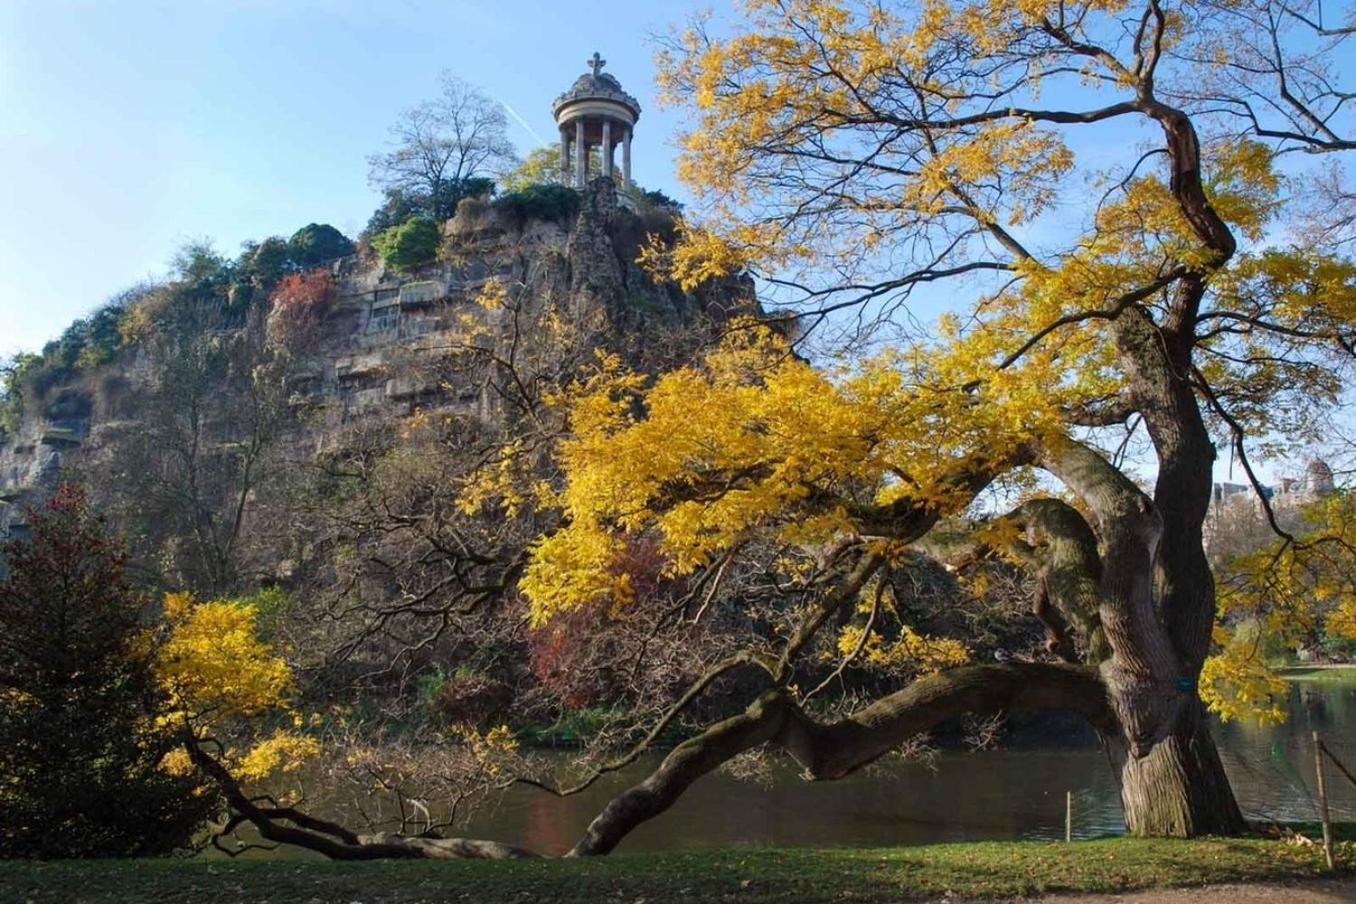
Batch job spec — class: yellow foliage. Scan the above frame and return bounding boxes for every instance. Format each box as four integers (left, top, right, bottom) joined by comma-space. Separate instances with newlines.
1326, 599, 1356, 645
835, 623, 971, 675
638, 220, 753, 291
1208, 494, 1356, 722
474, 277, 510, 311
235, 729, 322, 782
152, 593, 323, 788
157, 592, 295, 722
520, 318, 1091, 624
160, 747, 194, 777
457, 724, 520, 777
1200, 625, 1288, 726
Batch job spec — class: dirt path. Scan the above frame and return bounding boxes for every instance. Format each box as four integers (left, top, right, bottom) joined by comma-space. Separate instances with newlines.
1030, 876, 1356, 902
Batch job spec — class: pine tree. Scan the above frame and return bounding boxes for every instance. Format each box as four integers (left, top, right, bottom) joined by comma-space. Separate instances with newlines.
0, 485, 213, 857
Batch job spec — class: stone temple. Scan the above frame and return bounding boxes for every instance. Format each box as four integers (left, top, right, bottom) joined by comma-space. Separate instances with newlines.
553, 52, 641, 190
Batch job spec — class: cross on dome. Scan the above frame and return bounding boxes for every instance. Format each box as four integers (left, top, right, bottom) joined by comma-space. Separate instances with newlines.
588, 52, 606, 77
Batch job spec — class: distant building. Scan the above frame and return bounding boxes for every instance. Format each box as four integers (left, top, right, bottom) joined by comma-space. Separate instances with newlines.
1205, 457, 1338, 553
1212, 457, 1335, 507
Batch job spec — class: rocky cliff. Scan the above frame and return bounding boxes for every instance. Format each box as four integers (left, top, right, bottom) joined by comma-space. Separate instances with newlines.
0, 179, 753, 542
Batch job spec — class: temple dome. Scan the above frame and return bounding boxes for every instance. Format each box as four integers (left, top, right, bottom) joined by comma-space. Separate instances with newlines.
553, 70, 641, 120
1306, 457, 1335, 493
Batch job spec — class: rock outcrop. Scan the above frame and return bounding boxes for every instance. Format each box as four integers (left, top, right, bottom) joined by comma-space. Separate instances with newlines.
0, 180, 754, 539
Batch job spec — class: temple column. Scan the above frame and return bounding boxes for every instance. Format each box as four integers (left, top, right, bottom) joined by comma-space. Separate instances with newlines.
622, 127, 632, 188
574, 119, 586, 188
560, 130, 570, 178
602, 119, 613, 178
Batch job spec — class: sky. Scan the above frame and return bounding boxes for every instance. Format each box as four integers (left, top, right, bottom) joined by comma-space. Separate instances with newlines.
0, 0, 703, 359
0, 0, 1337, 485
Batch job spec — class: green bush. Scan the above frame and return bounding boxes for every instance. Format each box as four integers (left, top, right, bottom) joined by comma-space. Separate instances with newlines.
365, 180, 496, 237
288, 223, 355, 268
371, 217, 441, 271
491, 184, 581, 227
231, 586, 293, 642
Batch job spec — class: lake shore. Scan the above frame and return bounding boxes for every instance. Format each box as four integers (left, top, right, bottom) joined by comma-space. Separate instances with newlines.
1278, 664, 1356, 679
3, 827, 1351, 903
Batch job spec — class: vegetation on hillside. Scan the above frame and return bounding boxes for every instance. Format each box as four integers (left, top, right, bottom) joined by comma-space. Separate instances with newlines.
0, 224, 353, 440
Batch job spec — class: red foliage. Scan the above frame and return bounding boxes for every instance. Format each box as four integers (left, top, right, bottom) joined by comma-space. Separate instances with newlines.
527, 604, 615, 709
528, 536, 691, 709
266, 269, 336, 351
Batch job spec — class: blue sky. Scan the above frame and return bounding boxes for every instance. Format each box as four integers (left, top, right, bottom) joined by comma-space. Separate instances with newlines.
0, 0, 701, 358
0, 1, 1339, 484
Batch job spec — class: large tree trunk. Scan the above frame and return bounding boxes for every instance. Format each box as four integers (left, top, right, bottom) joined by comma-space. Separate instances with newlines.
1039, 426, 1246, 838
1111, 701, 1245, 836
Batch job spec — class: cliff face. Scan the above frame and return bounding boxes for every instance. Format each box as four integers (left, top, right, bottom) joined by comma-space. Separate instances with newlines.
0, 180, 753, 541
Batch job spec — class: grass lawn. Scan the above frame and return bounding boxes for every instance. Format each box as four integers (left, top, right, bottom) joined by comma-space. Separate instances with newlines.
1, 827, 1352, 903
1278, 664, 1356, 681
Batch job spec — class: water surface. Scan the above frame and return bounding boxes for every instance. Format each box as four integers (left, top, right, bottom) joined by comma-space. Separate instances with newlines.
455, 674, 1356, 854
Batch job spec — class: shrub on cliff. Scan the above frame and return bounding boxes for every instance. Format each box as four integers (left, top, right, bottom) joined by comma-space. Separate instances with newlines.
371, 217, 441, 271
266, 269, 337, 353
288, 223, 355, 268
491, 183, 580, 228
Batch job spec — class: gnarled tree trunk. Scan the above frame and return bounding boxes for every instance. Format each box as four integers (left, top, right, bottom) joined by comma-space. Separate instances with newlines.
1110, 702, 1244, 836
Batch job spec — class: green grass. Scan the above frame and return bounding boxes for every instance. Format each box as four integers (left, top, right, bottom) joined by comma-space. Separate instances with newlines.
1279, 665, 1356, 682
1, 829, 1352, 903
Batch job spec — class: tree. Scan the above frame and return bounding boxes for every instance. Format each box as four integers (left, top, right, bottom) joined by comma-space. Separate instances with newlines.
371, 216, 442, 271
368, 74, 518, 222
499, 146, 569, 193
1206, 488, 1356, 718
288, 223, 355, 269
498, 146, 605, 193
0, 485, 213, 857
266, 269, 337, 354
552, 0, 1353, 840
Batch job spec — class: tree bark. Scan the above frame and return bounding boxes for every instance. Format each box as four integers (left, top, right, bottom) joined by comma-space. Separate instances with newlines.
1109, 700, 1245, 836
1037, 428, 1245, 836
1108, 299, 1246, 836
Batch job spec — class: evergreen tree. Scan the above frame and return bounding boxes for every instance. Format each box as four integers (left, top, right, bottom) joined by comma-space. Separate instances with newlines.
0, 485, 213, 858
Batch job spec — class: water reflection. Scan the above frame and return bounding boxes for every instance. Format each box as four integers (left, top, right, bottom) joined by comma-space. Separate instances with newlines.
457, 677, 1356, 854
234, 676, 1355, 857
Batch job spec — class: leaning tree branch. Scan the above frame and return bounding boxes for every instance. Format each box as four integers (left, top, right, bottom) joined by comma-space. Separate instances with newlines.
568, 662, 1113, 856
187, 740, 538, 860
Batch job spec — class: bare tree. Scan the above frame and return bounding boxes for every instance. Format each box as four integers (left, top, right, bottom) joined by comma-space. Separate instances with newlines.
368, 73, 519, 222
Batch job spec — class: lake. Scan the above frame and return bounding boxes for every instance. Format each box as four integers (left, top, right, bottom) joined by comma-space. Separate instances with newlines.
239, 671, 1356, 856
453, 672, 1356, 855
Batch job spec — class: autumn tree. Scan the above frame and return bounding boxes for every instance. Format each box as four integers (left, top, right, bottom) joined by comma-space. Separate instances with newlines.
0, 486, 213, 857
368, 73, 518, 223
266, 269, 337, 353
532, 0, 1353, 841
